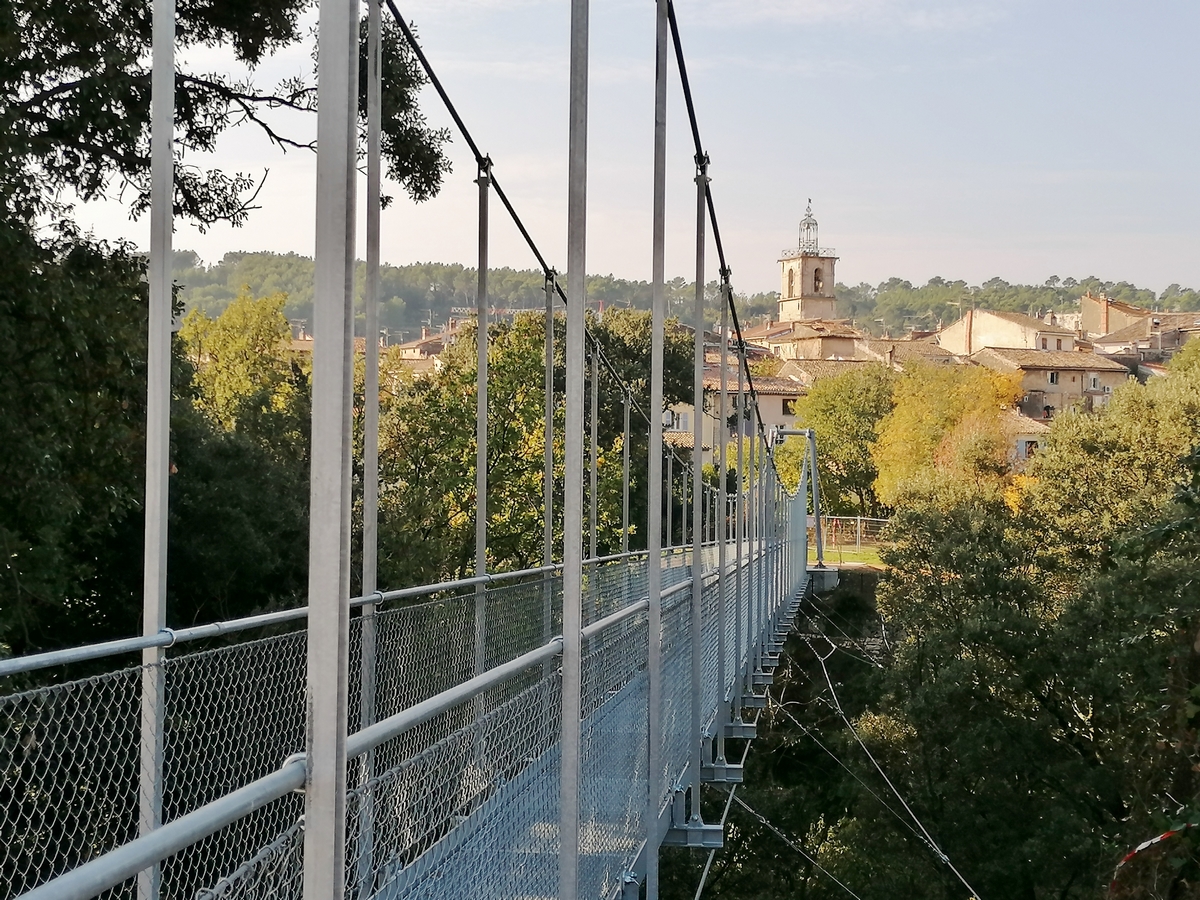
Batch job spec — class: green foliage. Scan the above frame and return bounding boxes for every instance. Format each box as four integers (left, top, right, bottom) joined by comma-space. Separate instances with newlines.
781, 364, 897, 516
179, 290, 299, 431
0, 222, 148, 654
872, 363, 1022, 505
370, 308, 695, 586
837, 275, 1175, 336
3, 0, 449, 225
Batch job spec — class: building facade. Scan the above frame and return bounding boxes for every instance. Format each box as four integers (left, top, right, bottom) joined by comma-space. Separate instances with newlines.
777, 202, 838, 322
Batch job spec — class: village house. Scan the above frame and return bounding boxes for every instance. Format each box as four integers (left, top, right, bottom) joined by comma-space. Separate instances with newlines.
970, 347, 1130, 419
936, 308, 1076, 356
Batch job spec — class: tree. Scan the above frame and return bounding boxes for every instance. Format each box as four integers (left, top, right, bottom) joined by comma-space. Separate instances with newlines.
4, 0, 449, 225
872, 363, 1022, 506
780, 364, 896, 516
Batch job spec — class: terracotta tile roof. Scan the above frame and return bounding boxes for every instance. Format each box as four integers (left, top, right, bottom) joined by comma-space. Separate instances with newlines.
663, 431, 710, 451
1095, 313, 1200, 345
745, 375, 806, 396
1001, 408, 1051, 435
971, 347, 1130, 372
779, 359, 875, 384
858, 339, 957, 363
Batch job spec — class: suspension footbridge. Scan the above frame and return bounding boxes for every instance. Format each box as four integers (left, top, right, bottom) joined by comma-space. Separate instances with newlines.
0, 1, 836, 898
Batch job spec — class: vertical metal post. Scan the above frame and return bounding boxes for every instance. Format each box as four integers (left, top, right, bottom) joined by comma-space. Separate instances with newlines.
689, 157, 708, 823
590, 344, 599, 560
856, 515, 862, 549
475, 158, 491, 680
544, 274, 555, 652
357, 0, 382, 889
747, 425, 758, 672
622, 392, 631, 554
561, 0, 589, 894
809, 430, 824, 568
666, 452, 673, 549
732, 347, 744, 718
304, 0, 358, 889
715, 280, 729, 764
139, 0, 173, 893
646, 2, 668, 892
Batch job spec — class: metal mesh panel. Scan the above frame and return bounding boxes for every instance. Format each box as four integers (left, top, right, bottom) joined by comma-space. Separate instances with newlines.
658, 576, 692, 806
164, 631, 307, 817
579, 610, 649, 899
0, 666, 140, 899
345, 673, 561, 900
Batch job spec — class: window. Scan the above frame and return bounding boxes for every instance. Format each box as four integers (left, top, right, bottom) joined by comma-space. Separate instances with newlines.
1056, 338, 1063, 350
787, 269, 794, 298
783, 398, 797, 416
813, 267, 824, 293
1090, 375, 1100, 390
1041, 338, 1047, 350
679, 412, 690, 432
1023, 440, 1038, 459
1048, 371, 1059, 385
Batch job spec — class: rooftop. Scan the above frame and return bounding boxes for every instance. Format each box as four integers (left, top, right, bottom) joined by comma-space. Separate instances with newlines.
971, 347, 1130, 372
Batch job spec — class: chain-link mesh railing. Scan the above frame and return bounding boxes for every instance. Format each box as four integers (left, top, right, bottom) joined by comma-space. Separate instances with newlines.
1, 539, 808, 900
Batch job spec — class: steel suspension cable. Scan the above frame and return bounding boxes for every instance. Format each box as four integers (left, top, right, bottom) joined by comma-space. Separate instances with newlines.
664, 0, 782, 484
810, 640, 983, 898
732, 795, 866, 900
386, 0, 723, 478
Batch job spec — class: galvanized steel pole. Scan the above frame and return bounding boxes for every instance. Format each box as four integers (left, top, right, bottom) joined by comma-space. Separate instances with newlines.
560, 0, 589, 894
139, 0, 174, 894
357, 0, 383, 890
715, 280, 729, 762
809, 430, 825, 567
475, 158, 491, 682
689, 156, 708, 823
622, 392, 631, 554
304, 0, 358, 890
590, 344, 599, 560
733, 346, 744, 717
543, 273, 555, 654
645, 2, 668, 891
666, 451, 673, 549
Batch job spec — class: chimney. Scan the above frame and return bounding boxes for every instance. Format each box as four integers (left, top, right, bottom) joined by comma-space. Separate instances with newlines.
1100, 296, 1109, 335
421, 326, 430, 340
964, 307, 974, 355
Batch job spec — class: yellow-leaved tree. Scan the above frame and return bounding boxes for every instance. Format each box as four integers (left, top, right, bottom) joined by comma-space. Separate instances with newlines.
872, 362, 1022, 505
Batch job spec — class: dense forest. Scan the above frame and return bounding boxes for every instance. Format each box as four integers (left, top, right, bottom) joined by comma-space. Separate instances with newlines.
174, 249, 1200, 339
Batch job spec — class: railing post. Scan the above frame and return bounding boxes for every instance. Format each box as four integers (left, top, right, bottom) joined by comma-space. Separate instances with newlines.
304, 0, 358, 890
645, 2, 668, 888
139, 0, 174, 892
590, 343, 599, 561
544, 272, 556, 660
560, 0, 589, 894
715, 278, 729, 763
666, 451, 673, 549
474, 157, 492, 682
808, 430, 824, 568
622, 392, 631, 554
732, 346, 745, 720
357, 0, 383, 889
689, 154, 709, 824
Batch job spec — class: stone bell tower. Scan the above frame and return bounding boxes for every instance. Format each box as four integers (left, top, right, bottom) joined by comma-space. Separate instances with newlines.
778, 201, 838, 321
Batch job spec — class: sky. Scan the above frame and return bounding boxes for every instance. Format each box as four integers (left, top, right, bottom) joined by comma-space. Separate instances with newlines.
72, 0, 1200, 296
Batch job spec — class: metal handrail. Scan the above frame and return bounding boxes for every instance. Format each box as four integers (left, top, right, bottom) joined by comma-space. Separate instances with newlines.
15, 555, 756, 900
0, 552, 652, 679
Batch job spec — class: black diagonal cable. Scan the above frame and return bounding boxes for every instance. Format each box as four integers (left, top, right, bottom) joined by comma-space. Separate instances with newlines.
667, 0, 780, 477
387, 0, 696, 470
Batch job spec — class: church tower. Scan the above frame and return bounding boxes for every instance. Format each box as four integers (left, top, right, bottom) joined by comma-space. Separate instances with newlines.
778, 201, 838, 321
